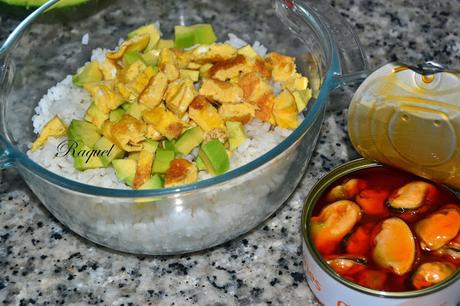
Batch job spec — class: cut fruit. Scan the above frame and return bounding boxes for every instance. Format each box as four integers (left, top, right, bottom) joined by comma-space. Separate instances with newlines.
198, 139, 229, 175
175, 127, 204, 155
72, 61, 102, 87
139, 174, 163, 190
174, 24, 217, 49
226, 121, 247, 150
93, 136, 124, 167
113, 159, 137, 186
128, 24, 161, 51
152, 149, 175, 173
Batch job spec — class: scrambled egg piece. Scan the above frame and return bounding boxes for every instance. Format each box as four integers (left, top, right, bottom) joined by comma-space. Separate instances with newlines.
31, 116, 67, 152
164, 78, 197, 117
106, 34, 150, 60
139, 71, 168, 109
218, 103, 256, 124
158, 48, 180, 81
266, 52, 296, 83
253, 57, 272, 79
99, 59, 118, 81
145, 124, 163, 140
117, 65, 156, 103
133, 149, 154, 189
273, 90, 299, 129
101, 120, 114, 141
189, 96, 227, 142
189, 43, 237, 64
164, 159, 198, 187
84, 81, 124, 113
239, 71, 272, 102
111, 115, 146, 152
284, 73, 309, 91
208, 55, 252, 81
199, 78, 243, 104
142, 105, 184, 140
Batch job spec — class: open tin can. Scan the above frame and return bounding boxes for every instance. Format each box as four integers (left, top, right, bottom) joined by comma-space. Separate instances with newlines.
301, 63, 460, 305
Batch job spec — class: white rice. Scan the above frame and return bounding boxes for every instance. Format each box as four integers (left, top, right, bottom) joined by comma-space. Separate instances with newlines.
27, 38, 293, 189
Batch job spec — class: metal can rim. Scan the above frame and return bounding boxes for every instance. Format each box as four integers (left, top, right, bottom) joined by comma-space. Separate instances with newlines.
301, 158, 460, 298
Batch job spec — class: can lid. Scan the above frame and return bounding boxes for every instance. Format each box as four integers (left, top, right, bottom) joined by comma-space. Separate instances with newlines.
348, 63, 460, 189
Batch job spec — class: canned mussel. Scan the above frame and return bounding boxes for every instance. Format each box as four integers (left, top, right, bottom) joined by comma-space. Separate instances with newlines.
302, 64, 460, 306
302, 160, 460, 305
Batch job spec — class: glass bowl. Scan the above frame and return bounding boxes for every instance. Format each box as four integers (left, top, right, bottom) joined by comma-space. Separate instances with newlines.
0, 0, 367, 254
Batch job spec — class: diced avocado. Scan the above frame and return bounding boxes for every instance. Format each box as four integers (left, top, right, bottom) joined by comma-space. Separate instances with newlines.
128, 24, 161, 51
198, 139, 229, 175
121, 102, 131, 112
72, 143, 105, 170
143, 139, 159, 154
292, 89, 312, 113
174, 24, 217, 49
109, 108, 126, 123
142, 49, 160, 66
237, 45, 258, 58
67, 120, 103, 170
93, 136, 125, 167
72, 61, 102, 87
162, 140, 176, 151
156, 39, 174, 50
152, 149, 175, 173
128, 152, 140, 161
112, 159, 137, 186
199, 63, 213, 77
226, 121, 247, 150
84, 103, 109, 130
195, 156, 206, 171
126, 102, 148, 120
175, 127, 203, 155
179, 69, 200, 82
67, 119, 101, 148
123, 51, 144, 66
139, 174, 163, 190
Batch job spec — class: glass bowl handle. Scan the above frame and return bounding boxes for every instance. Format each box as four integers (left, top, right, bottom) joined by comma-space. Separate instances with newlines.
281, 0, 371, 88
0, 55, 15, 169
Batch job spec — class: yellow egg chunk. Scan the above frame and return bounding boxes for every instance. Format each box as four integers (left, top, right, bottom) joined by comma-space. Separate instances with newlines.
272, 90, 299, 129
31, 116, 67, 152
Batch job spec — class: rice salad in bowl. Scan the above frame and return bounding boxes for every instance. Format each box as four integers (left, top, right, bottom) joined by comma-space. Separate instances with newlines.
27, 22, 312, 190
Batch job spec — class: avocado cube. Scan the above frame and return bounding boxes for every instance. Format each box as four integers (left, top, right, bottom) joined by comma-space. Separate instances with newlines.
142, 49, 160, 66
128, 152, 140, 161
109, 108, 126, 123
93, 137, 125, 167
126, 102, 148, 120
128, 24, 161, 51
198, 139, 229, 175
195, 156, 207, 171
175, 24, 217, 49
72, 61, 102, 87
292, 89, 312, 113
123, 51, 145, 66
152, 149, 175, 173
139, 174, 163, 190
162, 139, 176, 151
143, 139, 159, 154
179, 69, 200, 82
112, 159, 137, 186
175, 127, 203, 155
67, 120, 101, 148
84, 103, 109, 130
226, 121, 247, 151
72, 143, 105, 171
156, 39, 175, 50
121, 103, 131, 112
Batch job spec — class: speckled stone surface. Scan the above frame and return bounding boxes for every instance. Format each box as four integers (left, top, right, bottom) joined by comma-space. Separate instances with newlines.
0, 0, 459, 305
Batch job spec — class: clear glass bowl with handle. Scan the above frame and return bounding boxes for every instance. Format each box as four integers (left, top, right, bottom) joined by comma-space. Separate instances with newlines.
0, 0, 367, 254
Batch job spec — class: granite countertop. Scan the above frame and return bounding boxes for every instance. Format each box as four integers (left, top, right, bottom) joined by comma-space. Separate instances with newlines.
0, 0, 459, 305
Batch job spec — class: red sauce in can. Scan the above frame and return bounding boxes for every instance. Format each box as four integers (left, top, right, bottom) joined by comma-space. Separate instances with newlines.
310, 166, 460, 292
